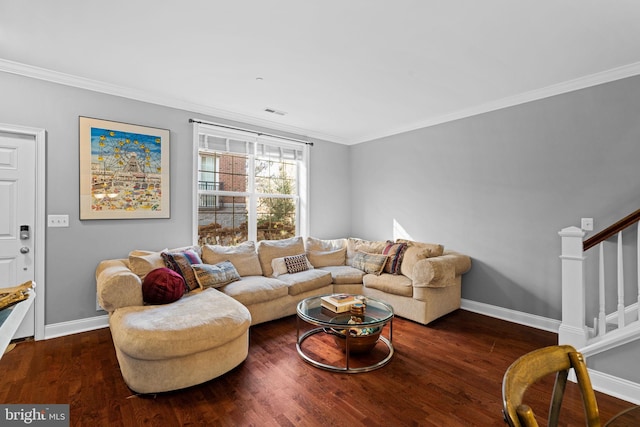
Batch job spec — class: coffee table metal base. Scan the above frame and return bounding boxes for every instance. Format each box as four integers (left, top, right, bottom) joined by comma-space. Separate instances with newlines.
296, 323, 394, 373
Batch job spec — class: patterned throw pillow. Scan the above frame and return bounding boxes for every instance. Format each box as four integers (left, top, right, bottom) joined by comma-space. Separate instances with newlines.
191, 261, 241, 289
129, 245, 201, 279
142, 267, 186, 304
351, 251, 388, 275
161, 249, 203, 291
382, 241, 408, 275
284, 254, 313, 274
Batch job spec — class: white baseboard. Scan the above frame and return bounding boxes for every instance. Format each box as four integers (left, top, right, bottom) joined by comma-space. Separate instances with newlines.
589, 369, 640, 405
460, 298, 640, 405
460, 298, 561, 332
44, 314, 109, 340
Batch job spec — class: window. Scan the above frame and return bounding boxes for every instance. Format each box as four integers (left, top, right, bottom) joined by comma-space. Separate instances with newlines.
198, 154, 220, 208
192, 123, 309, 246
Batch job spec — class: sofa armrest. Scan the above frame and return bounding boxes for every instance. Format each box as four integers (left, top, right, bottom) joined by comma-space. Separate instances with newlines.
96, 259, 143, 313
441, 250, 472, 275
411, 251, 471, 288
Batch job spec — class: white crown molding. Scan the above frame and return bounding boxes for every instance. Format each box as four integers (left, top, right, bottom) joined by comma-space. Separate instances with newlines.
0, 59, 345, 145
350, 61, 640, 145
3, 58, 640, 146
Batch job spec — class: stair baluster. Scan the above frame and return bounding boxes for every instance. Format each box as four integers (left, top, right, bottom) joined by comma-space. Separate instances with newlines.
617, 231, 625, 328
597, 242, 606, 337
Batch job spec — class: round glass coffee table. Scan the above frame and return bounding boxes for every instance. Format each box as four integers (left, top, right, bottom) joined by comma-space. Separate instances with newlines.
296, 294, 394, 373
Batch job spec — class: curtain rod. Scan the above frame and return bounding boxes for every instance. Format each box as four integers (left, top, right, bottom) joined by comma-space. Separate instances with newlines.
189, 118, 313, 146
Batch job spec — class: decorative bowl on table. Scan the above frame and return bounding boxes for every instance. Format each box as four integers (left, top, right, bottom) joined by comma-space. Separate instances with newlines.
324, 316, 382, 354
328, 327, 381, 353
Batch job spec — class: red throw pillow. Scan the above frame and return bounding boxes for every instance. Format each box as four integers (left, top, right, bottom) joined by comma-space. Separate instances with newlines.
142, 267, 186, 304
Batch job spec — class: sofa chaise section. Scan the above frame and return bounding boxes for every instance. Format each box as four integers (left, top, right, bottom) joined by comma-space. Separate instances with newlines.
97, 256, 251, 394
109, 289, 250, 394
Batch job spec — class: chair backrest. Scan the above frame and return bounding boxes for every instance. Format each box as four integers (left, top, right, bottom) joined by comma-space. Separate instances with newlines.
502, 344, 601, 427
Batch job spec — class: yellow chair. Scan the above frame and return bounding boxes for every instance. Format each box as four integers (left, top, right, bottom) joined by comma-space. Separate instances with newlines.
502, 344, 601, 427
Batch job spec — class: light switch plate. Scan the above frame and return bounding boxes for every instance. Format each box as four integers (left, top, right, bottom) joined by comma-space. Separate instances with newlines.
581, 218, 594, 231
48, 214, 69, 227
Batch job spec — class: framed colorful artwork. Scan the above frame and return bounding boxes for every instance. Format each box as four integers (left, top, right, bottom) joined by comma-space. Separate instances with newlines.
79, 117, 170, 219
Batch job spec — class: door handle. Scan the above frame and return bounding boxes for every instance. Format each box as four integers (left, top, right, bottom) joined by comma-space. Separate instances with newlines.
20, 247, 30, 254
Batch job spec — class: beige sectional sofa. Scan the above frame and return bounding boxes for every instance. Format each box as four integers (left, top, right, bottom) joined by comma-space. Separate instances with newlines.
96, 236, 471, 393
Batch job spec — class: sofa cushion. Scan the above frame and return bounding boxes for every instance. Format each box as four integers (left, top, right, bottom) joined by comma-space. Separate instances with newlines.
109, 289, 251, 360
305, 236, 347, 252
129, 250, 166, 279
201, 241, 263, 277
307, 248, 346, 267
129, 245, 201, 279
382, 241, 408, 275
192, 262, 241, 289
257, 236, 305, 277
271, 257, 287, 277
305, 237, 347, 267
318, 265, 365, 284
351, 251, 388, 275
346, 238, 387, 266
162, 249, 203, 291
141, 267, 186, 304
274, 269, 333, 296
218, 276, 289, 306
364, 273, 413, 297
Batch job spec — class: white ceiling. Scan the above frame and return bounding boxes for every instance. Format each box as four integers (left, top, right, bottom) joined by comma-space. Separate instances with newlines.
2, 1, 640, 144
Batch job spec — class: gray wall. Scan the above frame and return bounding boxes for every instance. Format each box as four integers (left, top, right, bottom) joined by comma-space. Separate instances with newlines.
0, 71, 351, 325
308, 139, 352, 239
350, 74, 640, 320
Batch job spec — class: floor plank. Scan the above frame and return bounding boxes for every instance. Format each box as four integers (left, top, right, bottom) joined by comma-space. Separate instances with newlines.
0, 309, 634, 426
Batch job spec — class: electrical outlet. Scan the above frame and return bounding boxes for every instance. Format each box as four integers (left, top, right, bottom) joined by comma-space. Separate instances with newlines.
48, 214, 69, 227
581, 218, 594, 231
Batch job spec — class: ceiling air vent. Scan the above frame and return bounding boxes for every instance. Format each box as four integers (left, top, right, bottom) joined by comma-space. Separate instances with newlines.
264, 108, 287, 116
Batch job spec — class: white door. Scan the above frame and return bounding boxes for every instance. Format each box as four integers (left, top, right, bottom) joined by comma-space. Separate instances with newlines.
0, 130, 36, 339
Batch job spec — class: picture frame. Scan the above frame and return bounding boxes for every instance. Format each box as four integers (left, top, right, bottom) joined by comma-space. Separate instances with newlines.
79, 117, 170, 219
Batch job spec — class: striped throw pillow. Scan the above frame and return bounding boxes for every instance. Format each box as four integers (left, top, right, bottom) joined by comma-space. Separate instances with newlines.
382, 241, 408, 275
161, 249, 203, 291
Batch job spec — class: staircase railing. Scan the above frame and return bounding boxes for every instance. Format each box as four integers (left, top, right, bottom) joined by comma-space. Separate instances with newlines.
559, 208, 640, 351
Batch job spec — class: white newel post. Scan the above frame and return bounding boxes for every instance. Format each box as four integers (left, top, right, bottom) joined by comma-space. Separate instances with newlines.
558, 226, 589, 348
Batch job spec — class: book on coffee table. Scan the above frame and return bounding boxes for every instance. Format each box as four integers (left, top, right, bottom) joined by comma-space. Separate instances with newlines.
320, 294, 357, 313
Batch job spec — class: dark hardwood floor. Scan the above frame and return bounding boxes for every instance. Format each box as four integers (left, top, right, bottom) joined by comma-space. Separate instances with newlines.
0, 310, 633, 426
